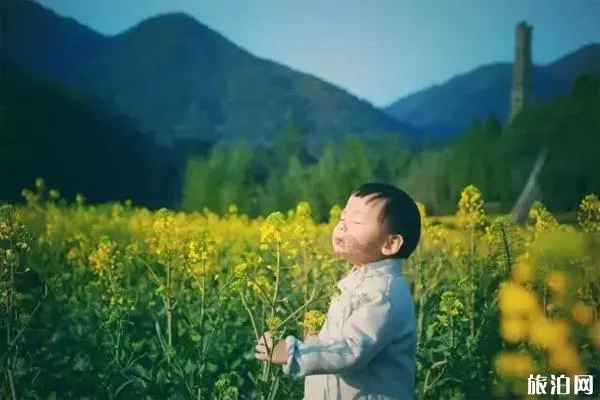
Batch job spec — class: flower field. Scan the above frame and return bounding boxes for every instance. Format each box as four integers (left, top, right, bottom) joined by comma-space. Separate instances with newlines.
2, 179, 600, 399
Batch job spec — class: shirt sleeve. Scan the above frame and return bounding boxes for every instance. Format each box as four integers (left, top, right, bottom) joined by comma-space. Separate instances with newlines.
282, 290, 398, 377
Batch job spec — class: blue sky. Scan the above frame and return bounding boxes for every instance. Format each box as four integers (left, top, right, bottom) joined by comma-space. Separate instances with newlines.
35, 0, 600, 107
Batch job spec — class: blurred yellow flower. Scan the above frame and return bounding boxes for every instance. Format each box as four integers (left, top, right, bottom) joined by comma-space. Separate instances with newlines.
500, 316, 528, 343
494, 352, 534, 377
227, 203, 238, 215
571, 302, 594, 326
528, 316, 570, 350
546, 271, 568, 296
511, 262, 534, 284
590, 321, 600, 349
233, 262, 248, 277
498, 282, 540, 317
547, 344, 584, 375
329, 204, 342, 224
416, 201, 427, 220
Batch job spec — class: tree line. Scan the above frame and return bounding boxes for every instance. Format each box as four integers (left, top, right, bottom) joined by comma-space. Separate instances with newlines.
181, 74, 599, 220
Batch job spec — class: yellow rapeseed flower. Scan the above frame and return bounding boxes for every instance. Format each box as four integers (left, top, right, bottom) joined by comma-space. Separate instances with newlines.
259, 212, 285, 244
511, 262, 534, 284
494, 352, 534, 377
301, 310, 325, 335
227, 203, 238, 215
577, 194, 600, 232
590, 321, 600, 349
233, 262, 248, 277
266, 315, 282, 331
500, 316, 528, 343
67, 247, 80, 262
546, 271, 568, 296
329, 204, 342, 225
547, 344, 584, 375
35, 177, 45, 191
528, 201, 559, 233
528, 316, 570, 351
456, 185, 485, 230
498, 282, 540, 317
571, 302, 594, 326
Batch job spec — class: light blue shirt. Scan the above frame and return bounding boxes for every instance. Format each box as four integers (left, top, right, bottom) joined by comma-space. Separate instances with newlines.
283, 257, 416, 400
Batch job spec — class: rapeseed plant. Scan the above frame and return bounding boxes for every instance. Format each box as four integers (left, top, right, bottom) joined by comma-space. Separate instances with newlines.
4, 178, 599, 399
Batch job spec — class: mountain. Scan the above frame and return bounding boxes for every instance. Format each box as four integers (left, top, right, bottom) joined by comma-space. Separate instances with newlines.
0, 62, 179, 206
1, 1, 422, 146
0, 0, 108, 80
385, 43, 600, 138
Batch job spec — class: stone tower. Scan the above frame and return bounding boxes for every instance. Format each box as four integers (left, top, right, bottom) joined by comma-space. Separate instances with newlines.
510, 21, 533, 120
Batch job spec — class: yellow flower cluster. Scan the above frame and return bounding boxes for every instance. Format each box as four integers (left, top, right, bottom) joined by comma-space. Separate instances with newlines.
457, 185, 486, 230
494, 352, 534, 378
528, 201, 559, 234
300, 310, 326, 335
87, 236, 133, 310
4, 179, 599, 399
88, 236, 121, 281
0, 205, 33, 266
578, 194, 600, 232
510, 254, 535, 284
495, 223, 599, 382
497, 278, 588, 376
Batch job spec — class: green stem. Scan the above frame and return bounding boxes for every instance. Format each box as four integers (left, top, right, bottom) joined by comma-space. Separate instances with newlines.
303, 245, 308, 304
239, 290, 259, 341
266, 242, 282, 381
165, 263, 173, 360
416, 261, 425, 348
450, 313, 454, 349
500, 225, 512, 277
6, 224, 18, 400
469, 228, 476, 339
7, 368, 17, 400
271, 287, 319, 332
200, 257, 206, 341
270, 242, 281, 321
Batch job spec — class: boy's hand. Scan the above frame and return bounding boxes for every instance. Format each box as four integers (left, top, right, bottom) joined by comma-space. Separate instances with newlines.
255, 331, 288, 365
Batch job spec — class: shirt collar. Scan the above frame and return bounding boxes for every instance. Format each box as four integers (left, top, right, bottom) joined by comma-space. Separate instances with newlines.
337, 257, 403, 293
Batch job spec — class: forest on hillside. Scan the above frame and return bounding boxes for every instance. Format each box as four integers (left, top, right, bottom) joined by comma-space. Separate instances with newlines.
181, 73, 600, 219
1, 65, 598, 219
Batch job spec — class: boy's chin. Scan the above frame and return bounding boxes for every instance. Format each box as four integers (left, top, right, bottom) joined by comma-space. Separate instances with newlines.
332, 249, 356, 263
332, 247, 346, 258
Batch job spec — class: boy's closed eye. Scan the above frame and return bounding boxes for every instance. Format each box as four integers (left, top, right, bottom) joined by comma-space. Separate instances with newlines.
339, 216, 363, 224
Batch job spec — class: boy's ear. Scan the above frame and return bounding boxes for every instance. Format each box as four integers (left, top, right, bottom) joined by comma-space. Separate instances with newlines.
381, 234, 403, 256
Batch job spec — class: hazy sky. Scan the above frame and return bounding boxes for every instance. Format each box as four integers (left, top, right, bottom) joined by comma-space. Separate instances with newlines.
34, 0, 600, 106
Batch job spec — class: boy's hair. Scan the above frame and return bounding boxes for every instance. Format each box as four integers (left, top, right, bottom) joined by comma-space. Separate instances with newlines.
351, 182, 421, 259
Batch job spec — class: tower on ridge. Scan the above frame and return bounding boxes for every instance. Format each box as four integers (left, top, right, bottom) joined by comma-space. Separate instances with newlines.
510, 21, 533, 120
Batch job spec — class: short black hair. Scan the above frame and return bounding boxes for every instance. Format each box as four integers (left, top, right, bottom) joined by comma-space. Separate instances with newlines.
351, 182, 421, 259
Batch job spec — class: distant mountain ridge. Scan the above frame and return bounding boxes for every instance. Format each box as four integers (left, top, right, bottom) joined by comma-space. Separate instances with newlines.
1, 0, 422, 146
1, 0, 598, 144
385, 43, 600, 138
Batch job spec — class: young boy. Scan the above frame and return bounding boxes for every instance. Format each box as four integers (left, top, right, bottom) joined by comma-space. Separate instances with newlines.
255, 182, 421, 399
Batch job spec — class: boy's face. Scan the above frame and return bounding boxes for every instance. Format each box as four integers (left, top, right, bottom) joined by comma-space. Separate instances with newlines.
331, 194, 404, 266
